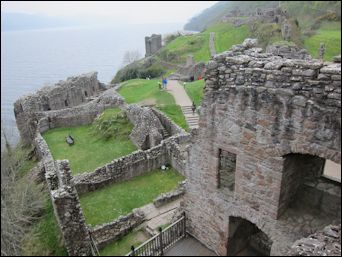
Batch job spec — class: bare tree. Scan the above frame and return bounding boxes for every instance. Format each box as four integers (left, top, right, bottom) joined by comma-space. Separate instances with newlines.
122, 50, 142, 66
1, 126, 45, 256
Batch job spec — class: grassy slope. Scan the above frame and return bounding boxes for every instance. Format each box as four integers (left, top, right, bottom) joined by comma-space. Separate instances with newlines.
80, 168, 184, 226
184, 80, 205, 106
206, 23, 250, 53
118, 79, 189, 130
43, 108, 137, 175
304, 22, 341, 61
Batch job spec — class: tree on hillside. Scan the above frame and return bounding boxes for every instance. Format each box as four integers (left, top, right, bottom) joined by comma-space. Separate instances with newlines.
122, 50, 142, 66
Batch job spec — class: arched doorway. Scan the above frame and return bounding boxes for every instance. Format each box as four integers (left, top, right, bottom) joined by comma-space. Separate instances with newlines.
227, 217, 272, 256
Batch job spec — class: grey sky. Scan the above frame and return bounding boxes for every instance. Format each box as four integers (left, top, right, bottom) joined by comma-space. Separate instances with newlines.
1, 1, 217, 24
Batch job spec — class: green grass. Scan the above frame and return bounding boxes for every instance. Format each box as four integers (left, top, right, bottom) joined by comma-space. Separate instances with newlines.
118, 79, 175, 105
162, 33, 210, 63
184, 79, 205, 106
156, 105, 188, 131
80, 168, 184, 226
42, 108, 137, 175
22, 199, 67, 256
304, 22, 341, 61
100, 230, 149, 256
205, 23, 250, 53
118, 79, 188, 131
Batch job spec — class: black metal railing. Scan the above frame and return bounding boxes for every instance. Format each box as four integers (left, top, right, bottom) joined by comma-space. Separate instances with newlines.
126, 213, 186, 256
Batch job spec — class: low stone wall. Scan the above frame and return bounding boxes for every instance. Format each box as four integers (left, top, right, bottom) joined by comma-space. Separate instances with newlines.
74, 133, 190, 195
90, 209, 145, 249
35, 133, 92, 256
74, 144, 168, 194
151, 108, 185, 136
37, 88, 124, 133
153, 180, 186, 207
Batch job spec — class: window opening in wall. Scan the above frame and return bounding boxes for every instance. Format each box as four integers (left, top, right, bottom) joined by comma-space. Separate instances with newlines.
48, 117, 51, 123
279, 154, 341, 225
84, 91, 88, 97
218, 149, 236, 191
322, 160, 341, 183
65, 100, 68, 107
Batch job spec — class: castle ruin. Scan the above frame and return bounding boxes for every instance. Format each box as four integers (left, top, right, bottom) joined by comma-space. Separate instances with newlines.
145, 34, 162, 57
183, 39, 341, 255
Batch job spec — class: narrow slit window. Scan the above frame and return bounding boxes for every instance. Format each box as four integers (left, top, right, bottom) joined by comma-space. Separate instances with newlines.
218, 149, 236, 191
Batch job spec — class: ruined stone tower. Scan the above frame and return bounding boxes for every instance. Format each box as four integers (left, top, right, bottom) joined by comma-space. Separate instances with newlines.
145, 34, 162, 57
183, 39, 341, 256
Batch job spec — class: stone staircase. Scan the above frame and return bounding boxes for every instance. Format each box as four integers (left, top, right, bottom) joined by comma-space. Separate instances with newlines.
161, 127, 170, 139
181, 106, 199, 129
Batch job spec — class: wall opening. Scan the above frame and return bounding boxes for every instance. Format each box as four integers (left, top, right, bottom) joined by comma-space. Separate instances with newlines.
227, 217, 272, 256
279, 153, 341, 223
84, 91, 88, 97
218, 149, 236, 191
65, 100, 68, 107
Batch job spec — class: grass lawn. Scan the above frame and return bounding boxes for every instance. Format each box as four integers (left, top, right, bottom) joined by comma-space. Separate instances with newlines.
184, 79, 205, 106
304, 22, 341, 61
118, 79, 188, 131
42, 108, 137, 175
80, 168, 184, 226
100, 230, 149, 256
118, 79, 175, 105
205, 23, 250, 54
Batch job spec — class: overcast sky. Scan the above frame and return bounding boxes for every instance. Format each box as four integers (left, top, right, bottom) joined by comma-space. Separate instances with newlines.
1, 1, 217, 24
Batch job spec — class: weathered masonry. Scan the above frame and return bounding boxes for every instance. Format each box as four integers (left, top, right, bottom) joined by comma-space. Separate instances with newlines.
145, 34, 162, 57
183, 39, 341, 256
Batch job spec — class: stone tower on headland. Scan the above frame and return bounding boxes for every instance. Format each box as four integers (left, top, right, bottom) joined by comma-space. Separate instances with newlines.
145, 34, 162, 57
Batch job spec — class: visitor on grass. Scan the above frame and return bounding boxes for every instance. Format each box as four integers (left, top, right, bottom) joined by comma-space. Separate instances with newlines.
158, 81, 162, 90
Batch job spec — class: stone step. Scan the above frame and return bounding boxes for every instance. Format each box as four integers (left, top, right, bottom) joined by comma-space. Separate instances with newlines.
161, 128, 170, 139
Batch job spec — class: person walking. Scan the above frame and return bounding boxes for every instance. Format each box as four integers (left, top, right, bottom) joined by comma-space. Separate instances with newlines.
191, 101, 196, 115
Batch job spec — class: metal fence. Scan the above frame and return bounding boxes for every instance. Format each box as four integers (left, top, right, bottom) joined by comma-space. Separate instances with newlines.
126, 214, 186, 256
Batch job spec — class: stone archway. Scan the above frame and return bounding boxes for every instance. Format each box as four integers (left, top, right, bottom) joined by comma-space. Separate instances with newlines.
227, 216, 272, 256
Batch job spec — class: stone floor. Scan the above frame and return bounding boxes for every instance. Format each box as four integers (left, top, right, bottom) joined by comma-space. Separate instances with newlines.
164, 236, 217, 256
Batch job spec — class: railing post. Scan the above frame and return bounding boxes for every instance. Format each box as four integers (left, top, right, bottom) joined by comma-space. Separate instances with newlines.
158, 227, 163, 255
183, 211, 186, 237
131, 245, 135, 256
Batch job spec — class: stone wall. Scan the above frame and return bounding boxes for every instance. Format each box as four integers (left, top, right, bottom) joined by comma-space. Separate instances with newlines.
164, 134, 190, 177
153, 180, 186, 207
125, 104, 165, 149
90, 209, 145, 249
151, 108, 185, 136
74, 133, 189, 194
74, 143, 168, 194
183, 39, 341, 256
266, 43, 311, 60
37, 88, 124, 133
14, 72, 107, 145
289, 224, 341, 256
35, 133, 92, 256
